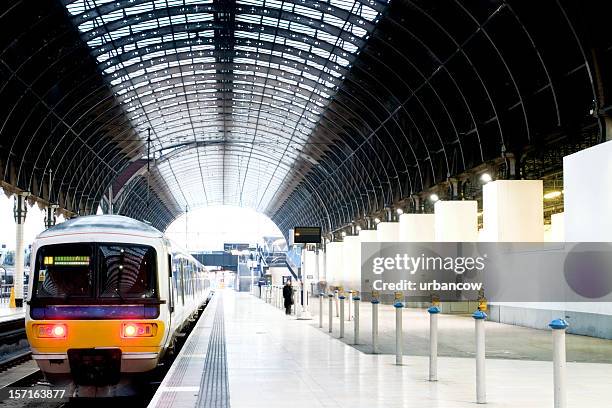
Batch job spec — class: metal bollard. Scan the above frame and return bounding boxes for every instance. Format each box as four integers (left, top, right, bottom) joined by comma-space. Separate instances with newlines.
394, 300, 404, 365
473, 310, 487, 404
334, 290, 339, 317
293, 288, 298, 316
353, 294, 360, 344
428, 306, 440, 381
347, 291, 352, 321
371, 297, 379, 353
339, 294, 345, 338
319, 293, 324, 328
328, 293, 334, 333
550, 319, 569, 408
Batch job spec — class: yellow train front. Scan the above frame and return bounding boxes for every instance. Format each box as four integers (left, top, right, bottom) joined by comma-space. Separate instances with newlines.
24, 215, 210, 393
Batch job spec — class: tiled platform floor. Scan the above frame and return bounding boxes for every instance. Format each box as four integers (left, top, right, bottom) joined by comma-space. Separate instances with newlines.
231, 290, 612, 408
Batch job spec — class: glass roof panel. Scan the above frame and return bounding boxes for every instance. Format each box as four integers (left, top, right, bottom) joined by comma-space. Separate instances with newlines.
63, 0, 387, 212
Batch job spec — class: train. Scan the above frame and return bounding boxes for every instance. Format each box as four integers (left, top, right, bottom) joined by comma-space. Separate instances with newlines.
24, 215, 212, 394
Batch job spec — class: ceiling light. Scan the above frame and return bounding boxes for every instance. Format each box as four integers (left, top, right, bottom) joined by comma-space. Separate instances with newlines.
480, 173, 492, 183
374, 217, 381, 224
429, 194, 439, 203
543, 191, 562, 200
396, 208, 404, 215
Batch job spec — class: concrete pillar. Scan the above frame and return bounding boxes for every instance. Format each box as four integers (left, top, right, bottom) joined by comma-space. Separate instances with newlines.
358, 229, 377, 243
434, 200, 478, 242
564, 140, 612, 241
377, 222, 399, 242
482, 180, 544, 242
13, 193, 29, 308
550, 212, 564, 243
325, 241, 343, 288
342, 235, 360, 292
398, 213, 435, 242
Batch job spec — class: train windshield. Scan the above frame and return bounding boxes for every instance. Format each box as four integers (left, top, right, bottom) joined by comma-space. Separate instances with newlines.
32, 243, 157, 302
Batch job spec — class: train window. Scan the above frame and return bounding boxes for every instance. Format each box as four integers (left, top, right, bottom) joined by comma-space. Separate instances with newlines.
33, 243, 94, 299
98, 245, 157, 299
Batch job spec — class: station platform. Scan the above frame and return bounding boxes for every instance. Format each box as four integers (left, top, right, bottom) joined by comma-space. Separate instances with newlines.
0, 306, 24, 323
149, 290, 612, 408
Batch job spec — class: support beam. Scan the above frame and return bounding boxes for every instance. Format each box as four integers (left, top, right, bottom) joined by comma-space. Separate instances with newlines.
13, 192, 30, 308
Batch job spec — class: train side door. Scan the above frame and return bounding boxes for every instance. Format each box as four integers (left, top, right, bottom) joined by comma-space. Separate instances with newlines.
167, 254, 174, 314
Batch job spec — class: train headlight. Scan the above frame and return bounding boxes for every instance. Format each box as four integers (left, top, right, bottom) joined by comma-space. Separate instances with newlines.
35, 324, 67, 339
122, 323, 156, 338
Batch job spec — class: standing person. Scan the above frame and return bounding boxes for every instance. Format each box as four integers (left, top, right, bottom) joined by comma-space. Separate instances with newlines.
282, 280, 293, 315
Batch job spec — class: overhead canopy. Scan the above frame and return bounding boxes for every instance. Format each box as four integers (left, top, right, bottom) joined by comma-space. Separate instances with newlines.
63, 0, 386, 213
0, 0, 609, 237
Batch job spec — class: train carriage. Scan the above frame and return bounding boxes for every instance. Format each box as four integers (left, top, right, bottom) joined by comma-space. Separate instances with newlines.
25, 215, 211, 389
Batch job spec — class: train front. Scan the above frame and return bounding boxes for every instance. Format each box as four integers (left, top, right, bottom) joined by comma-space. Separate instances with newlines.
24, 233, 168, 392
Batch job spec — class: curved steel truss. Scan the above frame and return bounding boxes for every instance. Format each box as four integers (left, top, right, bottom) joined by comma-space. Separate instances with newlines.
0, 0, 609, 237
63, 0, 387, 213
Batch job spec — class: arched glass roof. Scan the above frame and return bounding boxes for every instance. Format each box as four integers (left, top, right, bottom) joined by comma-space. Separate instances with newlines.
61, 0, 388, 211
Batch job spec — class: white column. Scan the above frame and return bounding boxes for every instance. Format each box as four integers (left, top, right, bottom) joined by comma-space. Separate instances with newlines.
482, 180, 544, 242
434, 200, 478, 242
13, 193, 29, 308
342, 235, 360, 293
325, 241, 344, 287
377, 222, 399, 242
564, 140, 612, 241
563, 141, 612, 316
399, 213, 435, 242
358, 229, 378, 243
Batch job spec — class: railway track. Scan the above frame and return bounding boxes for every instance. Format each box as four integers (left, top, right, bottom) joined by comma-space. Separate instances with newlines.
0, 296, 212, 407
0, 318, 26, 345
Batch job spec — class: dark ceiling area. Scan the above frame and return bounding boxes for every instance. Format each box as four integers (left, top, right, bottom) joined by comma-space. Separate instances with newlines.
0, 0, 610, 238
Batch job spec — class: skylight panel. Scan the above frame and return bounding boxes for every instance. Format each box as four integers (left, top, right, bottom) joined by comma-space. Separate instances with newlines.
125, 2, 155, 16
289, 22, 316, 37
293, 4, 322, 20
186, 13, 214, 23
329, 0, 357, 13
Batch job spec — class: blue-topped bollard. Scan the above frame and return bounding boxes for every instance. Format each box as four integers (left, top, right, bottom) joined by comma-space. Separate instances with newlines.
339, 292, 346, 338
371, 293, 380, 353
394, 298, 404, 365
328, 293, 334, 333
428, 306, 440, 381
353, 293, 361, 344
473, 310, 487, 404
318, 293, 324, 328
334, 289, 339, 317
549, 319, 569, 408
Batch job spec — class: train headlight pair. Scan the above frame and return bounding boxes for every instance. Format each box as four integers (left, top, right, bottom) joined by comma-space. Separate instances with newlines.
121, 323, 157, 338
35, 324, 67, 339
